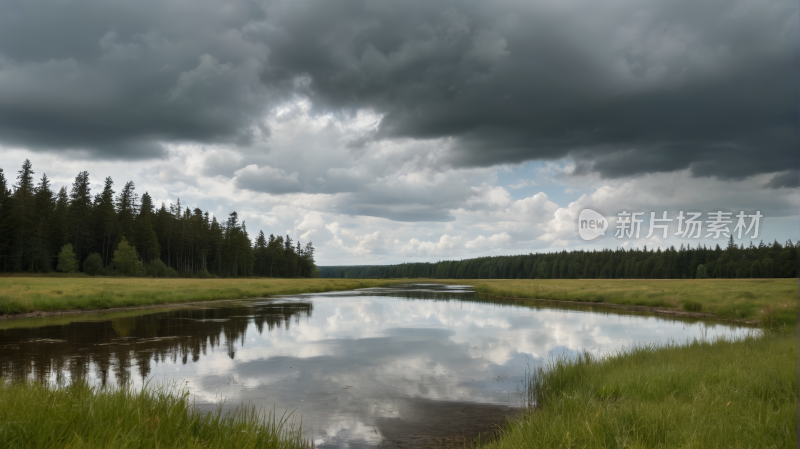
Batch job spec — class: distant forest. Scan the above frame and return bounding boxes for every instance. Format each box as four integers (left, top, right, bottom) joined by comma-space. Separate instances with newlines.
321, 239, 799, 280
0, 160, 317, 277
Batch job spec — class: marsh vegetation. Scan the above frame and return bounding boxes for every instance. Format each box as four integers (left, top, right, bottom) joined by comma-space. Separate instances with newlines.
0, 276, 398, 316
0, 380, 309, 448
0, 280, 794, 447
482, 330, 794, 448
454, 278, 797, 324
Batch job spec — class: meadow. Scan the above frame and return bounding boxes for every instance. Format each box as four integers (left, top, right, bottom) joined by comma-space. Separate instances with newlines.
446, 278, 798, 325
0, 380, 309, 448
457, 278, 798, 447
480, 330, 795, 448
0, 275, 398, 316
0, 275, 796, 447
1, 276, 795, 326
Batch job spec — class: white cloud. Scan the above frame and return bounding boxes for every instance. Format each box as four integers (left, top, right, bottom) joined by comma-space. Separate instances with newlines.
1, 108, 797, 266
347, 231, 387, 256
466, 184, 512, 210
465, 232, 512, 249
401, 235, 463, 257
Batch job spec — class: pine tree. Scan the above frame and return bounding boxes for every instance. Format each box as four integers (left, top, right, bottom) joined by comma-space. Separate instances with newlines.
139, 192, 155, 216
50, 187, 70, 261
254, 230, 268, 276
240, 221, 254, 276
0, 168, 11, 271
209, 215, 224, 274
302, 241, 316, 277
67, 171, 93, 268
116, 181, 138, 244
9, 159, 36, 270
133, 192, 159, 264
267, 234, 282, 277
284, 235, 296, 277
92, 176, 116, 266
199, 210, 210, 272
30, 173, 55, 272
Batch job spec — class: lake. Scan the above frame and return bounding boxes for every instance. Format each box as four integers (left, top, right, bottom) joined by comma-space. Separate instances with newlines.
0, 284, 756, 448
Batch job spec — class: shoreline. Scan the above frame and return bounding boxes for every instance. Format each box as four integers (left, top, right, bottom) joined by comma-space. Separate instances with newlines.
0, 298, 250, 321
1, 288, 762, 326
0, 280, 789, 447
479, 293, 762, 325
0, 278, 404, 321
479, 331, 793, 448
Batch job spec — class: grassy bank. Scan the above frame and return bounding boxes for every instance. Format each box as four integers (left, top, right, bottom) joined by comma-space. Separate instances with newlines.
481, 330, 795, 448
0, 276, 400, 317
3, 276, 795, 324
443, 278, 798, 324
0, 380, 308, 448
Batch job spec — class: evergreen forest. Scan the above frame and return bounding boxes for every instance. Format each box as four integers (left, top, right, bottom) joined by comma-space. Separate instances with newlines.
321, 239, 798, 280
0, 160, 317, 277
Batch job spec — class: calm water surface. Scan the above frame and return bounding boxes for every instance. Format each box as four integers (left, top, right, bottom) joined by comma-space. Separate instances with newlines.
0, 284, 755, 447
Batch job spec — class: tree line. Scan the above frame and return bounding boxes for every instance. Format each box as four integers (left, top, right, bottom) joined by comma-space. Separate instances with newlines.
321, 238, 799, 279
0, 160, 317, 277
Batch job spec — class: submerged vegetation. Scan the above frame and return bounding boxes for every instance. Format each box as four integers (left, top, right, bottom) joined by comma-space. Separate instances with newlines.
482, 330, 795, 448
0, 277, 398, 316
0, 380, 308, 448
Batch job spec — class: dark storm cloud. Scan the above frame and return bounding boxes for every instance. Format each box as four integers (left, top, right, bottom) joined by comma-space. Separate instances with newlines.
258, 0, 798, 180
0, 0, 796, 180
0, 0, 270, 158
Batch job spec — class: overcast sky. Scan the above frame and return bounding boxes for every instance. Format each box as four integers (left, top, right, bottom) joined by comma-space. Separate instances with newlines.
1, 0, 797, 265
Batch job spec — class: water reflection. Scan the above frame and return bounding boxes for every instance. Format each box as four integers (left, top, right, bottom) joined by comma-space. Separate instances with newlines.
0, 284, 755, 448
0, 301, 312, 387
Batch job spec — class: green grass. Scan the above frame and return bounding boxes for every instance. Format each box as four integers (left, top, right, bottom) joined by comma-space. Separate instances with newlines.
481, 330, 795, 448
439, 278, 798, 325
3, 276, 795, 325
0, 276, 401, 316
0, 380, 309, 448
2, 275, 797, 448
